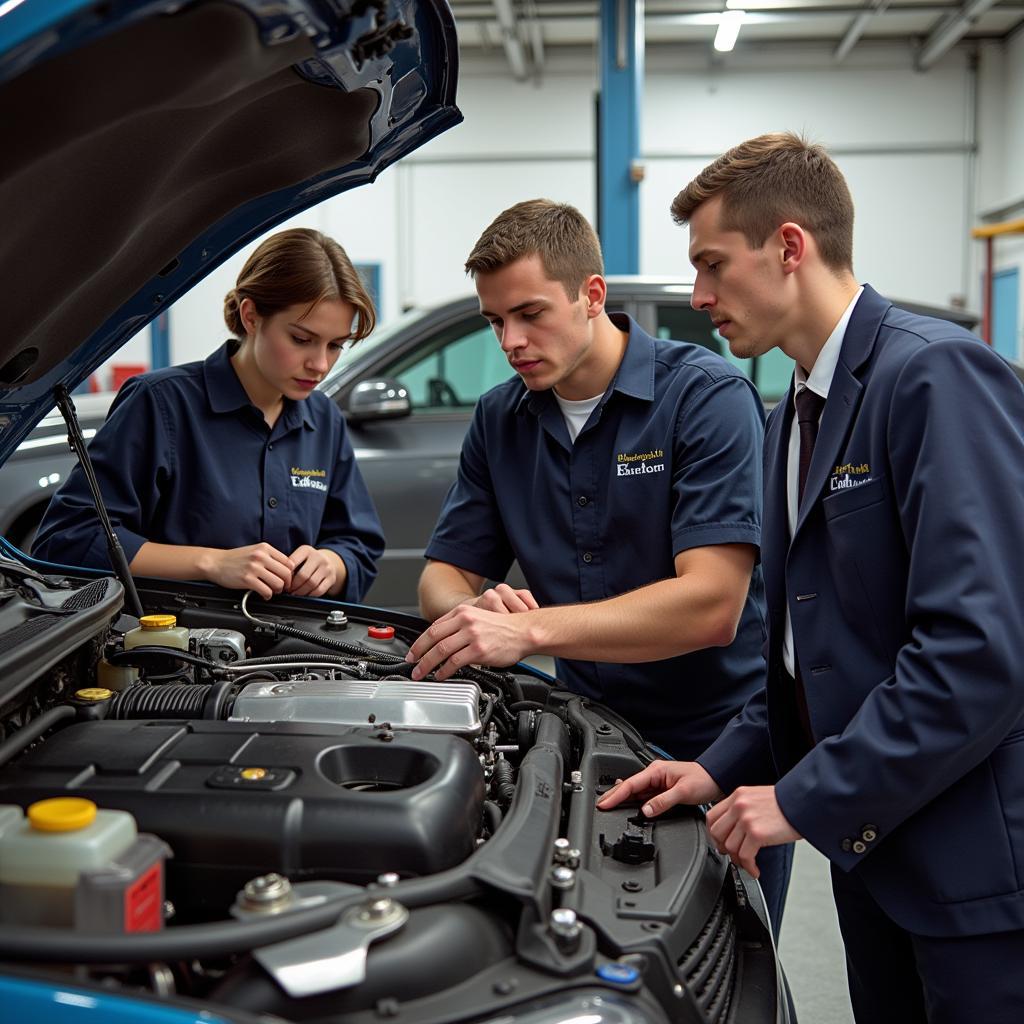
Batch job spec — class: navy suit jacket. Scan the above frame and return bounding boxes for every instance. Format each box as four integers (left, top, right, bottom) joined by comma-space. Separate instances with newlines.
699, 285, 1024, 937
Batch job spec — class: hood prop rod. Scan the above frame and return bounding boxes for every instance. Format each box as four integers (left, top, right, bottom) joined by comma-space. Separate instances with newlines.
54, 385, 144, 618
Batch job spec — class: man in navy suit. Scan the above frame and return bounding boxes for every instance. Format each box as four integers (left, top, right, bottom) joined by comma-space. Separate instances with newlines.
598, 133, 1024, 1022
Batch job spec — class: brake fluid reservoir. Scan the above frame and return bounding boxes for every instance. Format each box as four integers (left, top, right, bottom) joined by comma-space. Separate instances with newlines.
0, 798, 137, 926
124, 614, 189, 652
360, 623, 406, 657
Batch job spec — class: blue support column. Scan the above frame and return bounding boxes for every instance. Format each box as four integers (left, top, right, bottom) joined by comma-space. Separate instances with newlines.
598, 0, 644, 274
150, 310, 171, 370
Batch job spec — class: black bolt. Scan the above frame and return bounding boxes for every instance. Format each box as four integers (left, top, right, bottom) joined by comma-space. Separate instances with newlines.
641, 921, 663, 932
493, 979, 518, 995
622, 880, 642, 892
596, 723, 613, 735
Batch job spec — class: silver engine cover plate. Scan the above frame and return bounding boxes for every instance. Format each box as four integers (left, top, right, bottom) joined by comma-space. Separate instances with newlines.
229, 679, 483, 736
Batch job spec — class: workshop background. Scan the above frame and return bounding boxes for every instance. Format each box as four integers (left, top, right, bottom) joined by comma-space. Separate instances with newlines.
99, 8, 1024, 382
54, 7, 1023, 1021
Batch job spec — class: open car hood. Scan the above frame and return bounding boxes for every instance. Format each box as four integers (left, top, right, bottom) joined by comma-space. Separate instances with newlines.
0, 0, 461, 462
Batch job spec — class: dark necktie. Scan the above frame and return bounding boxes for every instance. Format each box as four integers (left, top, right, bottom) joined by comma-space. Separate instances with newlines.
792, 386, 826, 749
796, 387, 826, 506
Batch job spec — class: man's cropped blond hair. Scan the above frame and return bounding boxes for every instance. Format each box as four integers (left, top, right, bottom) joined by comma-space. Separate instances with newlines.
671, 132, 854, 272
465, 199, 604, 299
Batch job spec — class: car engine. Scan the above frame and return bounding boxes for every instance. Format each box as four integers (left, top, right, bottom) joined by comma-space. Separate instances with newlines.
0, 558, 789, 1024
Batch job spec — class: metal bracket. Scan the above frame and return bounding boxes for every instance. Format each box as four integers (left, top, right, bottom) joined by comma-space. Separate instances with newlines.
253, 894, 409, 998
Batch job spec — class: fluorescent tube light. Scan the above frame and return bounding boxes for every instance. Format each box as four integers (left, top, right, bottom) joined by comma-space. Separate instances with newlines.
714, 10, 745, 52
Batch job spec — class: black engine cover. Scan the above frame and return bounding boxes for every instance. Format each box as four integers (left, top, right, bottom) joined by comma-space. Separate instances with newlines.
0, 719, 485, 915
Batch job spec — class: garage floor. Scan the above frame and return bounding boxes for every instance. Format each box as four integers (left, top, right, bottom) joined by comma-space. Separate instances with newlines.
779, 842, 855, 1023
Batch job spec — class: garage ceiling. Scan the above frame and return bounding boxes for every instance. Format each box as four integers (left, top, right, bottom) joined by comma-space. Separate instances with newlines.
452, 0, 1024, 77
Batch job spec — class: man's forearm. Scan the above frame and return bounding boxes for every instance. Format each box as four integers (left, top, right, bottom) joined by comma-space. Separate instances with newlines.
522, 573, 743, 663
418, 561, 483, 620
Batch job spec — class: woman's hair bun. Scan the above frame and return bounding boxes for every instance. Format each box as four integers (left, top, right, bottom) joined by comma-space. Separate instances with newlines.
223, 289, 243, 336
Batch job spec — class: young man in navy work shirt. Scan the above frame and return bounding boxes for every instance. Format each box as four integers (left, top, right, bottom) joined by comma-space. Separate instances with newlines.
600, 134, 1024, 1022
405, 199, 792, 932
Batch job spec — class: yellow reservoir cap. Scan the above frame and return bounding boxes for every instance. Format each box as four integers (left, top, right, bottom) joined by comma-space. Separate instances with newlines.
140, 614, 177, 630
75, 687, 113, 702
28, 797, 98, 832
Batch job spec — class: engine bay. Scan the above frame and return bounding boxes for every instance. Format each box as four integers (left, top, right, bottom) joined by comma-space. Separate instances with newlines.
0, 559, 787, 1024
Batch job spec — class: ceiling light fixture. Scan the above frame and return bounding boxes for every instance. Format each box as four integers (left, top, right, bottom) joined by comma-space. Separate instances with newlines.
714, 9, 745, 52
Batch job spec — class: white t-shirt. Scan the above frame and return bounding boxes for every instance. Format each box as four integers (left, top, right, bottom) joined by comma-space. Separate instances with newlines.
553, 391, 602, 443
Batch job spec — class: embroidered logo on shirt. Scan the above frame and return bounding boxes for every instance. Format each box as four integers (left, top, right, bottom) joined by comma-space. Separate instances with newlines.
615, 448, 666, 478
829, 462, 871, 492
291, 467, 328, 492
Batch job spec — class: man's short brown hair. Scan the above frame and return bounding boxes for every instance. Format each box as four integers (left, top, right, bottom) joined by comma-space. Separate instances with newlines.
671, 132, 854, 272
465, 199, 604, 299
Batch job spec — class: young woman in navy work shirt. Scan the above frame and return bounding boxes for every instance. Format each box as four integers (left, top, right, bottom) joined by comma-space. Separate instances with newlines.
33, 229, 385, 601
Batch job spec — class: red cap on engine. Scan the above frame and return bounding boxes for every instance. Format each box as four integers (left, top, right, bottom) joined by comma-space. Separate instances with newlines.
367, 625, 395, 640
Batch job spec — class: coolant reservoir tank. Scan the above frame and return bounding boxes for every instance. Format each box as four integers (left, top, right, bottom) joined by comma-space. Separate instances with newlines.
0, 798, 136, 926
124, 614, 189, 652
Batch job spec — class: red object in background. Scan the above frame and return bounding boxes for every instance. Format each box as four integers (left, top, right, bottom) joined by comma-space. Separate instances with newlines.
111, 364, 147, 390
367, 625, 395, 640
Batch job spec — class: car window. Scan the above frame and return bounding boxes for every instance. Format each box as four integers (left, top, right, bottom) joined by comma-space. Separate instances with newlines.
656, 303, 794, 406
656, 305, 722, 355
752, 347, 796, 405
382, 319, 513, 413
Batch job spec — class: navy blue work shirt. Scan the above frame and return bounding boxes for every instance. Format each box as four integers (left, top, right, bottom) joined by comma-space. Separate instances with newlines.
425, 314, 767, 758
33, 342, 385, 602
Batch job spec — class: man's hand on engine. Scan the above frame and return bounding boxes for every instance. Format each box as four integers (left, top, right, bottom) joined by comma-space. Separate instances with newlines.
596, 761, 724, 816
406, 603, 538, 681
470, 583, 540, 614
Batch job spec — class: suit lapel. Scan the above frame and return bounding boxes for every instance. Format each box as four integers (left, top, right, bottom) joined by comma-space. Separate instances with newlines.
763, 388, 793, 613
795, 362, 862, 532
793, 284, 891, 536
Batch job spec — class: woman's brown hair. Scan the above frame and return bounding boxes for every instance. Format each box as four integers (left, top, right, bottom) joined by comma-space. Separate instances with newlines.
223, 228, 375, 342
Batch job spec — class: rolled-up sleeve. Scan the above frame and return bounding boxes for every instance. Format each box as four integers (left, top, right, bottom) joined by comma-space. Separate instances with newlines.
670, 374, 764, 556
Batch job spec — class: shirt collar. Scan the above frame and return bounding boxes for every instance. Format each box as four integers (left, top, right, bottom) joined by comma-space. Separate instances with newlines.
793, 286, 864, 402
203, 340, 315, 431
515, 313, 653, 414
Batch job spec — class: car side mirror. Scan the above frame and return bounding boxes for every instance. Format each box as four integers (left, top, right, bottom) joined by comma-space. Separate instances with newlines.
345, 378, 412, 423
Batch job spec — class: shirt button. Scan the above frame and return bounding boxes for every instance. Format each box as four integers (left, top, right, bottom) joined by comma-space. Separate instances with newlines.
582, 552, 593, 563
268, 443, 274, 451
852, 840, 867, 855
861, 825, 878, 843
267, 497, 278, 509
577, 496, 588, 506
840, 838, 852, 853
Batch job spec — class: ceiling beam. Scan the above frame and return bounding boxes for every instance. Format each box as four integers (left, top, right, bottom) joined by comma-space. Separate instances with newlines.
834, 0, 891, 61
917, 0, 1000, 67
492, 0, 530, 79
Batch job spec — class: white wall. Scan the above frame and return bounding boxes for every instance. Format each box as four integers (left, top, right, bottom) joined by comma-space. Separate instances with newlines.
641, 50, 974, 309
975, 26, 1024, 358
108, 35, 1019, 374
